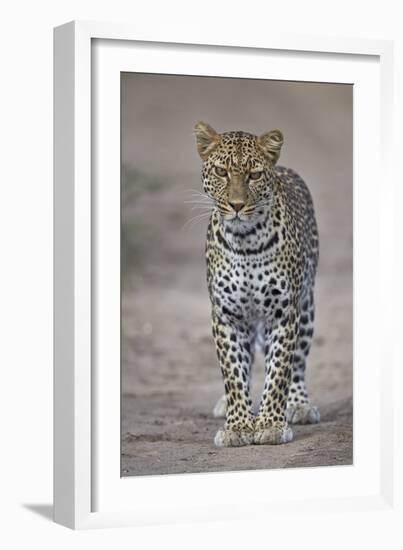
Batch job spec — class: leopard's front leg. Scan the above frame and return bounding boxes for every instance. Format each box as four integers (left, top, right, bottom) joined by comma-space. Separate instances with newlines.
254, 304, 299, 445
212, 312, 255, 447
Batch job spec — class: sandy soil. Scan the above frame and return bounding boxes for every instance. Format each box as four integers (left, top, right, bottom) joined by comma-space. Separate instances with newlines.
121, 178, 353, 476
120, 75, 353, 476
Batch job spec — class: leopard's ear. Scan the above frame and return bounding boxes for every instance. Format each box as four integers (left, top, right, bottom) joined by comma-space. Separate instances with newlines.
258, 129, 284, 165
194, 121, 220, 160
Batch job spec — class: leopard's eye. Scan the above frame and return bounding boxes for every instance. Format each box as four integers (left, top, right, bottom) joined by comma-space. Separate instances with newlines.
215, 166, 227, 178
250, 171, 263, 181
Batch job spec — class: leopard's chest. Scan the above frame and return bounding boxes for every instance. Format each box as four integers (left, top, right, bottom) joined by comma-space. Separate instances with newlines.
210, 252, 289, 323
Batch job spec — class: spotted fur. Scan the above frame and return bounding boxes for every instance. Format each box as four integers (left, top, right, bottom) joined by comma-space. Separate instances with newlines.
194, 122, 320, 447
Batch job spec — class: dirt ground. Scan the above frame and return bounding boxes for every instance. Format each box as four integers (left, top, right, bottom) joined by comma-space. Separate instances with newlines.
120, 75, 353, 476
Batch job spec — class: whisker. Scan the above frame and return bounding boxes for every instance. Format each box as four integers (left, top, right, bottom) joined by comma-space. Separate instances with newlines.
183, 189, 215, 201
186, 196, 214, 203
181, 211, 212, 230
183, 188, 210, 197
182, 218, 210, 231
183, 199, 214, 205
190, 205, 214, 211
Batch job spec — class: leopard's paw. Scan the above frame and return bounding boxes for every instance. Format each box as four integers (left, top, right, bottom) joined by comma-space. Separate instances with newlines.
253, 425, 293, 445
214, 427, 254, 447
286, 403, 320, 425
213, 395, 226, 418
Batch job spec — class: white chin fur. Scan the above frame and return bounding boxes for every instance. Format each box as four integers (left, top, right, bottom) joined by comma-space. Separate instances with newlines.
223, 216, 255, 232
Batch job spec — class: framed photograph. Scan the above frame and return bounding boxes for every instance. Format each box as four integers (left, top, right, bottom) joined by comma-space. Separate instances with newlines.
54, 21, 394, 529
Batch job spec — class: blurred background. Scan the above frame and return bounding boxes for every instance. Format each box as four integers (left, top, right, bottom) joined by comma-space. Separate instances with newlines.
121, 73, 353, 476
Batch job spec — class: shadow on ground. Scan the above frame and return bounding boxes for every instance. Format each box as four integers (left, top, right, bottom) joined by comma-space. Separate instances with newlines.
23, 504, 53, 522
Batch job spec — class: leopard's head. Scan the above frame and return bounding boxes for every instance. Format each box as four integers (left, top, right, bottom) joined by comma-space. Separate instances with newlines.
194, 122, 283, 226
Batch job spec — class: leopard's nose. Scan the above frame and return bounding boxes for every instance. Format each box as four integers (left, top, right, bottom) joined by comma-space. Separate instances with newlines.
229, 200, 245, 212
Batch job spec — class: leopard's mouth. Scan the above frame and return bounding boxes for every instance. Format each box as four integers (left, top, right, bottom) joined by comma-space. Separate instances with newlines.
223, 212, 247, 222
221, 212, 259, 232
222, 209, 255, 223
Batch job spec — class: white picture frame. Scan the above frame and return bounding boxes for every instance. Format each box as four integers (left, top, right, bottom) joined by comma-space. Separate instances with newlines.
54, 20, 395, 529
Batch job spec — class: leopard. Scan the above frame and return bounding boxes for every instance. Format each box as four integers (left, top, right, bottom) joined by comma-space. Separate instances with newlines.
193, 121, 320, 447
